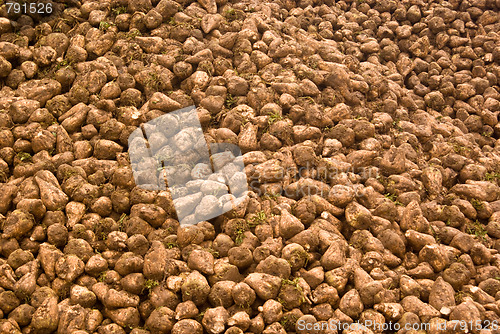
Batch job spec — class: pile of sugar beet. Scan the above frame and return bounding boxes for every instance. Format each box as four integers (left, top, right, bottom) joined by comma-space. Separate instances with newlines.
0, 0, 500, 332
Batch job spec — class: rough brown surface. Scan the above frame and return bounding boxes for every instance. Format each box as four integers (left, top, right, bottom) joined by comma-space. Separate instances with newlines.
0, 0, 500, 333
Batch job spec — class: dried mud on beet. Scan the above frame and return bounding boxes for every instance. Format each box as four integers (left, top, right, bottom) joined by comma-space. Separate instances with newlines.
0, 0, 500, 333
